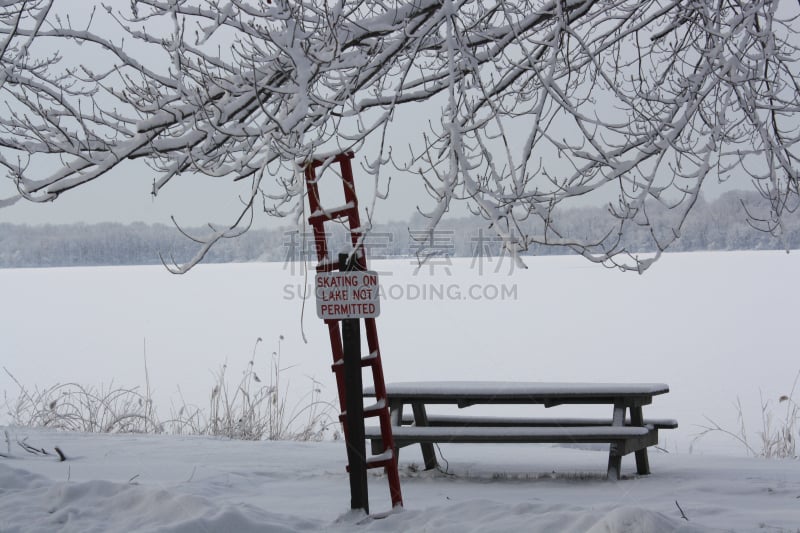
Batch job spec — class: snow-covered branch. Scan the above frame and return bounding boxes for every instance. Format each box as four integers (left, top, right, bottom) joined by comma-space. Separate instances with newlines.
0, 0, 797, 272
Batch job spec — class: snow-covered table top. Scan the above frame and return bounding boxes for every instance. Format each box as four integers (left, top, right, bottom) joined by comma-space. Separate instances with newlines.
364, 381, 669, 404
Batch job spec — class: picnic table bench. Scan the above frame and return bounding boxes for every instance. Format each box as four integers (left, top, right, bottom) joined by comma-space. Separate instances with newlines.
364, 381, 677, 479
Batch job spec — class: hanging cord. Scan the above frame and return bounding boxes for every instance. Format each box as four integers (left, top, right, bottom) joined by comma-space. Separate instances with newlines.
434, 443, 455, 477
299, 164, 310, 344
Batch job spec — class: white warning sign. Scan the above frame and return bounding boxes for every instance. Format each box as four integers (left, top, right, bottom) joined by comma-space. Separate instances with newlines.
315, 271, 380, 319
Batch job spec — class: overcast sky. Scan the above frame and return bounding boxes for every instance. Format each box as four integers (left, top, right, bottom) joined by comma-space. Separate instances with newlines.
0, 157, 433, 228
0, 133, 749, 231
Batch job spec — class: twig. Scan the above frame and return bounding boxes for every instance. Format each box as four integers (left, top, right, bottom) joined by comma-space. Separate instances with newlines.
2, 429, 10, 457
17, 437, 50, 456
54, 446, 66, 462
14, 437, 67, 461
675, 500, 689, 521
692, 414, 760, 457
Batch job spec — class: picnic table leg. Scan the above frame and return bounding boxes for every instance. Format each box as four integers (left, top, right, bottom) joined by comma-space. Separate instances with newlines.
607, 451, 622, 480
411, 402, 438, 470
629, 406, 651, 475
606, 403, 626, 480
389, 400, 404, 426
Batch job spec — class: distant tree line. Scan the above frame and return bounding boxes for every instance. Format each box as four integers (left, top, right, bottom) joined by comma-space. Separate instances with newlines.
1, 191, 799, 269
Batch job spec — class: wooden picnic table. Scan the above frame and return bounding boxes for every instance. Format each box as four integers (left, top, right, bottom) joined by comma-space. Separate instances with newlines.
364, 381, 676, 479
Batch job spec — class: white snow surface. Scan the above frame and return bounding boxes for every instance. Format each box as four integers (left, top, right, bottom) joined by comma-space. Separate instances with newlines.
2, 251, 800, 531
0, 428, 797, 532
367, 381, 671, 396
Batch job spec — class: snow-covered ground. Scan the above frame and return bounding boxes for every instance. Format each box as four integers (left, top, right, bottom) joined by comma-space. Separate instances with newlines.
1, 428, 798, 532
2, 251, 799, 531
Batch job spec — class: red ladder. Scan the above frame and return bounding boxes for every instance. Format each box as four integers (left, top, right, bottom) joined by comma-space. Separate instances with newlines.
304, 152, 403, 510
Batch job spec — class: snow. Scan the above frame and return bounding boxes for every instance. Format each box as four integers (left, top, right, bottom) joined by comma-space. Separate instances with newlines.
384, 425, 649, 439
1, 250, 800, 531
309, 202, 356, 219
0, 428, 797, 532
366, 381, 671, 397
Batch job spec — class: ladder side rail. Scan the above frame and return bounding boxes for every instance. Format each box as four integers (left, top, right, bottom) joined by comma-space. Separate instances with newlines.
338, 155, 368, 270
364, 319, 388, 400
304, 165, 333, 272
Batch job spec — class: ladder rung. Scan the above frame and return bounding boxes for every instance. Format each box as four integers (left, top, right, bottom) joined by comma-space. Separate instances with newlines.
315, 256, 338, 271
338, 399, 386, 422
361, 358, 378, 368
314, 251, 366, 272
364, 399, 386, 416
330, 351, 380, 373
346, 449, 393, 472
308, 202, 356, 223
366, 448, 394, 469
339, 400, 386, 424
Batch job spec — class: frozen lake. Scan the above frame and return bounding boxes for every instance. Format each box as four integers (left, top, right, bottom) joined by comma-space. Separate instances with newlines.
2, 250, 798, 454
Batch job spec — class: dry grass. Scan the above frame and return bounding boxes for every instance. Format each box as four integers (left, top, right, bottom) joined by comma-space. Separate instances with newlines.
4, 371, 159, 434
169, 337, 336, 441
693, 371, 798, 459
2, 337, 337, 442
